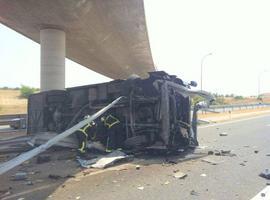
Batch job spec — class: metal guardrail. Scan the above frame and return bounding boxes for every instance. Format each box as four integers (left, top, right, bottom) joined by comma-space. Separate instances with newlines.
201, 103, 270, 113
0, 114, 27, 129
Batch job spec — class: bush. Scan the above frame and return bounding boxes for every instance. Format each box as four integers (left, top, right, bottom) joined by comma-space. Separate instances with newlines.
20, 85, 38, 98
234, 96, 244, 100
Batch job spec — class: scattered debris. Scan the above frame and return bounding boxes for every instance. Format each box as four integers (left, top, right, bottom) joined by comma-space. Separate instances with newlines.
200, 173, 207, 177
76, 196, 81, 200
136, 165, 140, 170
212, 150, 236, 157
201, 158, 223, 165
239, 163, 246, 166
221, 150, 231, 154
11, 172, 27, 181
266, 154, 270, 157
36, 154, 51, 164
173, 171, 187, 179
219, 132, 228, 136
208, 151, 214, 155
173, 169, 179, 173
243, 145, 250, 148
77, 150, 132, 169
164, 181, 170, 185
137, 186, 144, 190
190, 190, 199, 196
254, 150, 259, 154
259, 169, 270, 180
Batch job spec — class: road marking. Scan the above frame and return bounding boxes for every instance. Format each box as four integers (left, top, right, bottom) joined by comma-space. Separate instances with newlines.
250, 186, 270, 200
199, 114, 270, 129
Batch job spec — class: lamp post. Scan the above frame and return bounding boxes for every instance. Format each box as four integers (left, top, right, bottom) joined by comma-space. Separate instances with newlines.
200, 53, 213, 91
258, 70, 268, 97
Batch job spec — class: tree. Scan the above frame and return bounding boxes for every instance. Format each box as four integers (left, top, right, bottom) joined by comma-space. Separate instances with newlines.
20, 85, 38, 98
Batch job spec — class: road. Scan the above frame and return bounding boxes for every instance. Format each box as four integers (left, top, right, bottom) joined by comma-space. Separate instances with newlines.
2, 114, 270, 200
47, 114, 270, 200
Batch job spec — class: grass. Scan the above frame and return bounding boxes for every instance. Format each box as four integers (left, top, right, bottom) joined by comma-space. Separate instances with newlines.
0, 89, 27, 114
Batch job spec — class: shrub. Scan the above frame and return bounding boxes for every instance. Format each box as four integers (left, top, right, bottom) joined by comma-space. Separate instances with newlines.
234, 96, 244, 100
20, 85, 38, 98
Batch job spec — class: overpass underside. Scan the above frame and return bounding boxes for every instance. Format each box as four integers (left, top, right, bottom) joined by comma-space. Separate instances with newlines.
0, 0, 155, 91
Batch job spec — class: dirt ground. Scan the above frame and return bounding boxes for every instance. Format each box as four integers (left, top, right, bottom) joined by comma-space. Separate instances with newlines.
0, 90, 27, 115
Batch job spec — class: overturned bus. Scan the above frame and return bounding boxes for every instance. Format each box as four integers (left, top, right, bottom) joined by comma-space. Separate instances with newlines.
27, 71, 213, 152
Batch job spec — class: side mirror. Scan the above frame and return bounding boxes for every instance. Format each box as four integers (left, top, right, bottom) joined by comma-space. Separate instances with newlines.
189, 81, 197, 87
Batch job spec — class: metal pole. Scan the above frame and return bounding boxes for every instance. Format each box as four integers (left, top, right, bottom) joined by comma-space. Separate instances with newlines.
200, 53, 213, 91
258, 70, 268, 97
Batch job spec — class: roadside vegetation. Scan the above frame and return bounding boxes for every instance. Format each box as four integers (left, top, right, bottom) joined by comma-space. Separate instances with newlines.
19, 85, 39, 98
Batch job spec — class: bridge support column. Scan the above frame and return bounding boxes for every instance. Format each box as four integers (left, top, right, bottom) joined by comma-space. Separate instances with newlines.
40, 29, 65, 91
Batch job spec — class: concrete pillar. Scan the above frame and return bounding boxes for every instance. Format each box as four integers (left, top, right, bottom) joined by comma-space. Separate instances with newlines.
40, 29, 65, 91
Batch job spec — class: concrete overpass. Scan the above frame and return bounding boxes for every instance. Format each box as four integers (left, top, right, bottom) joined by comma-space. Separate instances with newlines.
0, 0, 155, 91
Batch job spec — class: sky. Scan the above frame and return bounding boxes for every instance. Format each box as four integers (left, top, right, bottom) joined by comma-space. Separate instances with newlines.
1, 0, 270, 96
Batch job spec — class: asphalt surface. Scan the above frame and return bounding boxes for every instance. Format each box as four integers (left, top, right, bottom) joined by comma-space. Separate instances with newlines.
1, 115, 270, 200
45, 114, 270, 200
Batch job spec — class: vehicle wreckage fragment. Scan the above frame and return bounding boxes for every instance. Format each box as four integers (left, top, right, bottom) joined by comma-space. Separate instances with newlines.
26, 71, 213, 152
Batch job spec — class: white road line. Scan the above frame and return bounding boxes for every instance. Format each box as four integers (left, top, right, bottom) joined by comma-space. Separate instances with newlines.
250, 186, 270, 200
199, 114, 270, 129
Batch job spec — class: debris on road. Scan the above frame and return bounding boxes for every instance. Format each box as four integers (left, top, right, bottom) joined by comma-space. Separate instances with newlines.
164, 181, 170, 185
135, 165, 140, 170
173, 171, 187, 179
137, 186, 144, 190
239, 163, 246, 166
254, 150, 259, 154
201, 158, 224, 165
190, 190, 199, 196
77, 150, 132, 169
219, 132, 228, 136
259, 169, 270, 180
11, 172, 27, 181
211, 149, 236, 157
200, 173, 207, 177
76, 196, 81, 200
